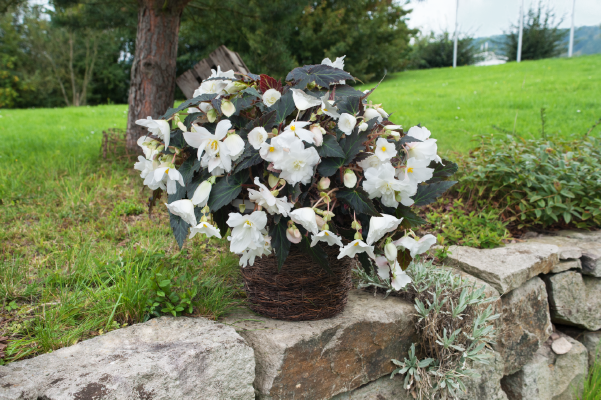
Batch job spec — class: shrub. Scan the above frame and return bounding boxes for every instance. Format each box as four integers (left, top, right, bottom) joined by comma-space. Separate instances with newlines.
458, 134, 601, 230
408, 31, 479, 69
357, 260, 500, 399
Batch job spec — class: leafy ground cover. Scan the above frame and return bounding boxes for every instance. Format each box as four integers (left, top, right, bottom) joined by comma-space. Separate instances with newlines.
362, 55, 601, 153
0, 106, 241, 364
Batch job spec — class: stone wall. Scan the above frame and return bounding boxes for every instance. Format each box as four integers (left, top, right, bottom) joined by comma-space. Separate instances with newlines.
1, 230, 599, 400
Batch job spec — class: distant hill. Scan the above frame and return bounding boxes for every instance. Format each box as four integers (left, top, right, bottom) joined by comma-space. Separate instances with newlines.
473, 25, 601, 58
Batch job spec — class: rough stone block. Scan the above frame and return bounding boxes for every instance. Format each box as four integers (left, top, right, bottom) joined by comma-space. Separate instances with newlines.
543, 271, 601, 331
0, 317, 255, 400
446, 243, 559, 294
582, 331, 601, 368
554, 230, 601, 242
528, 235, 601, 277
330, 375, 412, 400
497, 277, 553, 375
526, 237, 583, 260
501, 333, 588, 400
581, 248, 601, 277
457, 351, 508, 400
551, 259, 582, 274
224, 290, 416, 400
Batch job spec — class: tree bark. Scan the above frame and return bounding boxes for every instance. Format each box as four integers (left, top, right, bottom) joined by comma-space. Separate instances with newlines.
126, 0, 191, 152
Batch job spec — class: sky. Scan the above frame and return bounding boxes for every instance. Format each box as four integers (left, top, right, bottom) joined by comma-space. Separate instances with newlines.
406, 0, 601, 38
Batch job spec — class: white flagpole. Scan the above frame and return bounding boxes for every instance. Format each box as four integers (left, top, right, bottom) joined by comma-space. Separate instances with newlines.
453, 0, 459, 68
517, 0, 524, 62
568, 0, 576, 57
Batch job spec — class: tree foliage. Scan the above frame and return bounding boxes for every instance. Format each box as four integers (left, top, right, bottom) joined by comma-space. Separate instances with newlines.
502, 2, 567, 61
408, 31, 479, 69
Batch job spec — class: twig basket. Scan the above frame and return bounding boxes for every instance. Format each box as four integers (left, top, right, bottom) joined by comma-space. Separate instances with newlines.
240, 245, 354, 321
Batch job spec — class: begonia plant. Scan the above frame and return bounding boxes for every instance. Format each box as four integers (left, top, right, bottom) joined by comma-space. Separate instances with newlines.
134, 57, 457, 289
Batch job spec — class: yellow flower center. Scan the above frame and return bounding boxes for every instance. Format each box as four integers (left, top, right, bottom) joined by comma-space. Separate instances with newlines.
290, 125, 296, 131
293, 160, 304, 170
381, 146, 387, 152
165, 168, 170, 174
324, 232, 329, 236
244, 221, 253, 227
269, 146, 275, 153
323, 108, 328, 112
210, 140, 219, 151
407, 167, 414, 173
354, 242, 359, 246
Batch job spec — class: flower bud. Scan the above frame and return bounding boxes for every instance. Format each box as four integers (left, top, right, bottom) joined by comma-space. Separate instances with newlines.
315, 215, 325, 228
224, 81, 246, 94
317, 177, 331, 190
322, 210, 335, 221
270, 190, 280, 196
191, 180, 212, 207
351, 220, 362, 230
354, 231, 363, 240
268, 174, 279, 188
385, 242, 398, 262
286, 227, 302, 244
207, 108, 217, 123
221, 100, 236, 117
359, 122, 368, 132
389, 131, 401, 141
343, 169, 357, 188
238, 203, 246, 213
310, 124, 324, 146
384, 124, 402, 131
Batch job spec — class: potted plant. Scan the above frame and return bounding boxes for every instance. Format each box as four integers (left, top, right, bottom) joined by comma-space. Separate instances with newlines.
133, 57, 456, 321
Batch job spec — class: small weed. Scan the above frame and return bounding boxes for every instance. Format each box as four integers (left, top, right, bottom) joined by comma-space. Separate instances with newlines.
110, 200, 145, 218
576, 345, 601, 399
5, 301, 18, 311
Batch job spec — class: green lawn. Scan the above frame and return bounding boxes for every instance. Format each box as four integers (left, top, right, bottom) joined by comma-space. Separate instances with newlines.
1, 55, 599, 364
362, 55, 601, 153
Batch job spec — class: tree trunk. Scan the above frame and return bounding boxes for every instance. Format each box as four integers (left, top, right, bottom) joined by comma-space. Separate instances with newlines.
126, 0, 191, 152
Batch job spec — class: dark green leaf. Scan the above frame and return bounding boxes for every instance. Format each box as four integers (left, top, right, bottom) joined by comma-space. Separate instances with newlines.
411, 181, 457, 206
161, 94, 218, 119
337, 188, 382, 217
212, 206, 229, 237
242, 86, 262, 98
231, 93, 258, 116
208, 170, 250, 212
270, 90, 296, 125
169, 129, 186, 149
396, 205, 427, 228
340, 131, 368, 165
317, 135, 345, 158
179, 156, 201, 184
234, 152, 263, 173
241, 110, 277, 137
169, 212, 189, 249
357, 252, 372, 275
332, 85, 364, 98
270, 218, 291, 271
400, 135, 421, 145
426, 159, 459, 183
397, 248, 412, 271
317, 157, 344, 177
299, 236, 332, 274
286, 64, 354, 89
337, 95, 361, 116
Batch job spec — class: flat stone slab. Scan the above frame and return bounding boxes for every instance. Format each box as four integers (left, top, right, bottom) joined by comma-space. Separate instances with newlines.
582, 331, 601, 368
551, 259, 582, 274
527, 235, 601, 277
543, 271, 601, 331
497, 277, 553, 375
501, 333, 588, 400
0, 317, 255, 400
554, 230, 601, 242
446, 242, 559, 294
331, 375, 412, 400
224, 290, 416, 400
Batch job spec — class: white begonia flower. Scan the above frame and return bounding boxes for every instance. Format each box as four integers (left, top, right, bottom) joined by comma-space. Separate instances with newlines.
259, 131, 300, 164
311, 230, 344, 248
283, 120, 315, 144
365, 214, 403, 245
226, 211, 268, 254
153, 164, 185, 194
321, 93, 340, 119
135, 117, 171, 148
221, 100, 236, 117
182, 119, 233, 174
359, 122, 368, 132
395, 182, 418, 207
239, 236, 272, 267
165, 199, 196, 227
191, 180, 212, 207
376, 106, 389, 119
343, 169, 357, 188
189, 221, 222, 239
364, 108, 382, 122
389, 131, 401, 140
321, 55, 346, 84
407, 126, 432, 141
248, 177, 292, 216
310, 125, 324, 146
286, 226, 302, 243
263, 88, 281, 107
385, 124, 402, 131
274, 140, 320, 186
338, 239, 376, 260
248, 127, 269, 150
290, 207, 319, 235
134, 155, 154, 180
193, 66, 235, 97
338, 113, 357, 135
406, 125, 443, 164
398, 157, 434, 184
199, 102, 217, 123
223, 133, 245, 161
291, 89, 322, 111
357, 153, 383, 171
374, 138, 397, 162
375, 257, 412, 290
137, 136, 162, 160
362, 163, 406, 208
393, 234, 437, 258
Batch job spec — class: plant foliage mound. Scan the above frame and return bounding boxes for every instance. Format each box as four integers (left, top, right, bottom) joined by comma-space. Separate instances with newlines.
458, 134, 601, 230
133, 57, 456, 286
